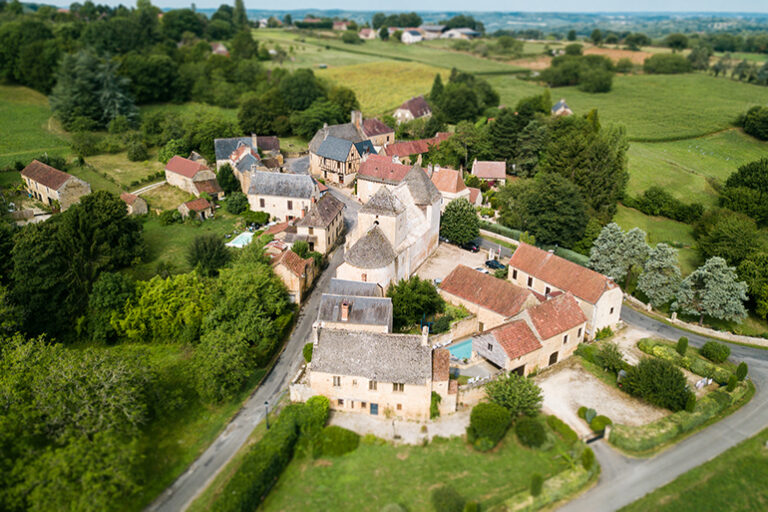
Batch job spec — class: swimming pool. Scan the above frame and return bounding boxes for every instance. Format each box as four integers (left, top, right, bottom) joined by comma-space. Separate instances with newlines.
225, 231, 254, 249
448, 338, 473, 360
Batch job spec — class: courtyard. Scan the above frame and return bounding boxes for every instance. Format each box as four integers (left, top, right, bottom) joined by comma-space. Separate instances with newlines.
415, 242, 492, 283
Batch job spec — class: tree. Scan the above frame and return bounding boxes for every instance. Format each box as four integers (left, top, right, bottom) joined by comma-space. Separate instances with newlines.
379, 26, 389, 40
695, 208, 763, 266
737, 361, 748, 381
676, 336, 688, 356
440, 82, 480, 123
687, 44, 713, 70
579, 68, 613, 93
187, 234, 231, 277
466, 402, 511, 448
386, 276, 445, 331
644, 54, 692, 74
440, 198, 479, 246
194, 328, 254, 402
721, 158, 768, 225
279, 69, 325, 111
327, 86, 360, 116
638, 243, 682, 308
590, 28, 603, 45
597, 342, 625, 374
589, 223, 650, 286
624, 358, 689, 411
488, 108, 521, 164
567, 29, 577, 41
573, 217, 603, 256
665, 33, 689, 52
673, 257, 748, 325
484, 372, 543, 417
738, 252, 768, 320
341, 31, 362, 45
291, 240, 310, 259
741, 107, 768, 141
290, 100, 344, 139
233, 0, 248, 27
429, 73, 444, 104
118, 53, 177, 104
231, 29, 259, 60
87, 272, 136, 343
217, 163, 240, 195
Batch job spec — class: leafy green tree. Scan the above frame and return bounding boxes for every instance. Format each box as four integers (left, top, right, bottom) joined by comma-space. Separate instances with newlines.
514, 119, 549, 177
440, 82, 480, 123
327, 86, 360, 116
738, 252, 768, 319
386, 276, 445, 331
187, 234, 231, 277
597, 342, 625, 374
637, 243, 682, 308
624, 358, 689, 411
720, 158, 768, 225
673, 257, 748, 324
484, 372, 543, 417
665, 33, 689, 51
572, 217, 603, 256
118, 53, 177, 104
280, 69, 325, 111
488, 108, 521, 163
590, 28, 603, 45
230, 29, 259, 60
193, 328, 254, 402
379, 26, 389, 40
425, 122, 492, 169
440, 198, 479, 246
225, 192, 248, 214
589, 223, 649, 286
741, 106, 768, 141
643, 53, 692, 74
429, 73, 444, 104
158, 139, 189, 164
567, 29, 577, 41
161, 8, 206, 41
218, 163, 240, 195
290, 100, 344, 139
695, 208, 763, 266
233, 0, 248, 27
87, 272, 136, 343
687, 44, 713, 70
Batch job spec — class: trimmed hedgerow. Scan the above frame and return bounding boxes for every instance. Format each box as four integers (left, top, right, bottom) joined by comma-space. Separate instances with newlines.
701, 341, 731, 364
546, 415, 579, 444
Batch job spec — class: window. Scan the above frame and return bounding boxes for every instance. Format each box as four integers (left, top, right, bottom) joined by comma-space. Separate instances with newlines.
259, 198, 265, 208
308, 227, 314, 235
361, 402, 367, 408
396, 404, 402, 411
369, 380, 377, 391
333, 376, 341, 387
610, 307, 615, 314
352, 379, 358, 387
527, 277, 533, 287
393, 383, 404, 392
512, 269, 518, 280
545, 286, 551, 295
287, 200, 293, 210
563, 334, 569, 345
337, 399, 344, 406
578, 327, 583, 338
487, 343, 493, 351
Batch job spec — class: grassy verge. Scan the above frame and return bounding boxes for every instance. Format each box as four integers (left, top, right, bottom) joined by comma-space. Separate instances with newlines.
620, 425, 768, 512
481, 234, 518, 251
140, 183, 194, 211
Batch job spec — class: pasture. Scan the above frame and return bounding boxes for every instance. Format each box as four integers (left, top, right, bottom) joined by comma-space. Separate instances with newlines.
86, 150, 164, 189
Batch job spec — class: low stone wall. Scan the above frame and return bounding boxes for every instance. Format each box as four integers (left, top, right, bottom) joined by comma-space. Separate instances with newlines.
479, 228, 518, 247
430, 315, 478, 347
624, 295, 768, 348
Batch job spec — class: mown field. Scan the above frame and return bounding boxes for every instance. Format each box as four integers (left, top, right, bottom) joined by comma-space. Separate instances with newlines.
318, 61, 448, 115
621, 426, 768, 512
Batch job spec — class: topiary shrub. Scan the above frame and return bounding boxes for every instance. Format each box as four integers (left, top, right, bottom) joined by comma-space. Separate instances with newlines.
737, 362, 748, 381
515, 417, 546, 448
589, 415, 612, 432
431, 485, 465, 512
700, 341, 730, 363
577, 406, 587, 419
726, 374, 737, 392
303, 343, 313, 363
676, 337, 688, 356
623, 358, 689, 411
317, 426, 360, 457
530, 473, 543, 497
467, 402, 511, 450
581, 446, 595, 470
546, 415, 578, 444
685, 392, 696, 412
585, 408, 597, 424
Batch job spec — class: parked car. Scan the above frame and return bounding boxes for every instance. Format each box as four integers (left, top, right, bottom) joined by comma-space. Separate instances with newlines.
485, 259, 505, 270
473, 266, 489, 274
462, 241, 479, 252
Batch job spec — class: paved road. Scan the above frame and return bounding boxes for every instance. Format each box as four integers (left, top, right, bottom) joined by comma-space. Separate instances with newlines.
147, 187, 360, 512
478, 236, 513, 259
132, 180, 167, 196
559, 306, 768, 512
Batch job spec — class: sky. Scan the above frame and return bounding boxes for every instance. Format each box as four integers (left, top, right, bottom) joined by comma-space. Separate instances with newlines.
44, 0, 768, 12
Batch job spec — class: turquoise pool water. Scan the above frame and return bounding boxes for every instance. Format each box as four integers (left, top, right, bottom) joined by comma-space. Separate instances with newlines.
448, 339, 473, 360
225, 231, 254, 248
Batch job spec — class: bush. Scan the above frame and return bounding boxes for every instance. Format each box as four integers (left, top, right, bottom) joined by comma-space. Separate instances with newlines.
159, 209, 182, 225
318, 426, 360, 457
530, 473, 543, 497
127, 141, 149, 162
303, 343, 313, 362
597, 342, 625, 374
643, 53, 692, 74
577, 406, 587, 419
431, 486, 465, 512
581, 446, 595, 470
430, 391, 442, 419
71, 131, 102, 156
485, 372, 543, 417
589, 415, 612, 432
700, 341, 730, 363
463, 502, 479, 512
726, 374, 737, 392
341, 31, 363, 44
595, 326, 613, 340
292, 240, 310, 259
624, 358, 690, 411
585, 408, 596, 424
676, 337, 688, 356
615, 57, 633, 73
742, 106, 768, 141
242, 210, 270, 226
515, 417, 546, 448
625, 187, 703, 223
737, 362, 748, 381
467, 402, 511, 449
546, 415, 579, 444
685, 393, 696, 412
579, 68, 613, 93
225, 192, 248, 214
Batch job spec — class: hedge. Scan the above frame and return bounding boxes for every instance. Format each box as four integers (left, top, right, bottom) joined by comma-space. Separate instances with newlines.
589, 415, 612, 432
467, 402, 512, 450
609, 383, 749, 453
637, 338, 732, 384
546, 415, 579, 444
479, 220, 521, 241
700, 341, 731, 364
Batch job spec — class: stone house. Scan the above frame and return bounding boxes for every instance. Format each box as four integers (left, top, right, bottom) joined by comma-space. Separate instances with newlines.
294, 192, 345, 254
468, 187, 483, 207
164, 156, 224, 200
178, 198, 213, 220
355, 154, 413, 203
420, 24, 446, 40
359, 28, 377, 40
439, 264, 541, 332
361, 118, 395, 149
20, 160, 91, 212
507, 242, 623, 338
380, 132, 451, 165
471, 292, 587, 375
336, 166, 441, 289
551, 99, 573, 117
305, 328, 457, 420
333, 21, 348, 31
271, 248, 316, 305
312, 136, 373, 186
247, 171, 319, 221
471, 159, 506, 186
308, 111, 388, 176
430, 167, 470, 210
119, 193, 148, 215
402, 29, 423, 44
393, 95, 432, 124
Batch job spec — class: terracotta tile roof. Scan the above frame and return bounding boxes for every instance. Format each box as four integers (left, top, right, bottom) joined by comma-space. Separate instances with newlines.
468, 187, 482, 204
357, 155, 412, 184
430, 167, 466, 194
194, 179, 223, 196
362, 118, 393, 137
509, 243, 618, 304
432, 349, 450, 381
165, 156, 209, 179
184, 198, 211, 211
277, 248, 313, 277
317, 181, 328, 192
440, 265, 537, 318
21, 160, 73, 190
383, 133, 450, 158
120, 192, 138, 205
231, 144, 258, 163
488, 319, 542, 360
472, 160, 506, 180
527, 293, 586, 340
264, 221, 291, 236
398, 95, 432, 118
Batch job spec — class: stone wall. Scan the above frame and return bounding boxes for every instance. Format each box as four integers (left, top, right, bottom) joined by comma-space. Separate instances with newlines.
430, 315, 479, 347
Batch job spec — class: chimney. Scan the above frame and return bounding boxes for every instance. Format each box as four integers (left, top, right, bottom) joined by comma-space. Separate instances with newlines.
340, 300, 350, 322
351, 110, 362, 129
251, 133, 258, 149
421, 325, 429, 346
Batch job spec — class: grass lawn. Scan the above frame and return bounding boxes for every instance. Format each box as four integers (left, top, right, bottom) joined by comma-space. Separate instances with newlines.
67, 163, 124, 195
260, 429, 572, 511
86, 150, 164, 190
0, 85, 70, 168
621, 426, 768, 512
139, 102, 238, 122
279, 135, 308, 154
253, 32, 388, 70
140, 183, 195, 211
0, 171, 21, 188
318, 61, 449, 115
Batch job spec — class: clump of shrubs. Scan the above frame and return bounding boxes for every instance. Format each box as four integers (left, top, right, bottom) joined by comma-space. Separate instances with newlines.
225, 192, 249, 215
581, 446, 595, 470
676, 337, 688, 356
595, 326, 614, 340
624, 187, 703, 224
643, 53, 692, 74
530, 473, 543, 497
623, 358, 690, 411
515, 417, 547, 448
467, 402, 511, 451
700, 341, 730, 364
589, 415, 613, 433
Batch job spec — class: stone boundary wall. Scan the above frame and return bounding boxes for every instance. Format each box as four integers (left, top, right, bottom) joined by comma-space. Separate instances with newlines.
430, 315, 479, 347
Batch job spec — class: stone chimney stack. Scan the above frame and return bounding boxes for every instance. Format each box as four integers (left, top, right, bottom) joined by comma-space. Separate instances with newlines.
251, 133, 258, 150
351, 110, 363, 129
421, 325, 429, 346
340, 300, 350, 322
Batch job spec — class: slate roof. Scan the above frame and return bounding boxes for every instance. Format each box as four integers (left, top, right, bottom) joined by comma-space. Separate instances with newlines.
345, 226, 397, 269
401, 165, 442, 205
165, 156, 209, 179
248, 171, 316, 199
421, 24, 446, 32
317, 294, 393, 329
362, 118, 393, 137
526, 292, 587, 340
328, 278, 383, 297
382, 132, 450, 158
183, 198, 211, 211
214, 137, 254, 162
398, 95, 432, 118
21, 160, 73, 190
357, 155, 412, 185
316, 136, 354, 162
441, 265, 538, 318
430, 167, 466, 194
508, 242, 618, 304
312, 329, 432, 385
257, 135, 280, 152
235, 153, 261, 174
472, 160, 506, 180
354, 140, 376, 158
360, 186, 405, 216
309, 123, 365, 154
552, 99, 570, 113
296, 193, 345, 229
407, 30, 421, 36
485, 320, 542, 360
